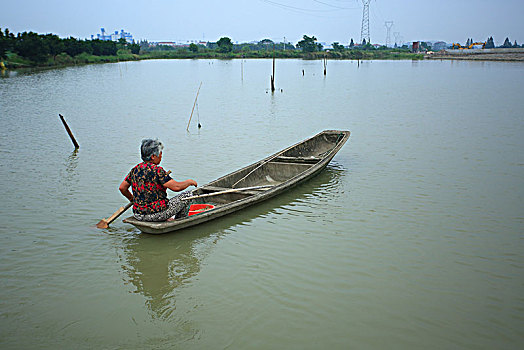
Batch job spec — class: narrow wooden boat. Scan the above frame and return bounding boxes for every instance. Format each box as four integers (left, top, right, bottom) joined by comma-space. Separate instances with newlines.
123, 130, 350, 234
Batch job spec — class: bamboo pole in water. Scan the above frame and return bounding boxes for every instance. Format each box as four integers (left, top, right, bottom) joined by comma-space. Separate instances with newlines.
59, 114, 79, 149
270, 46, 276, 92
187, 82, 202, 131
323, 55, 327, 75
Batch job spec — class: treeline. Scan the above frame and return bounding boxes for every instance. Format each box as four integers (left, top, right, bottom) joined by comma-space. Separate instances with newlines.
1, 29, 423, 68
136, 34, 421, 61
0, 28, 140, 65
462, 37, 522, 49
141, 35, 413, 56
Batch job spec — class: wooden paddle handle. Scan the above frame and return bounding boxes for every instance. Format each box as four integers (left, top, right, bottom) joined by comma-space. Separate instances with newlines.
105, 202, 133, 225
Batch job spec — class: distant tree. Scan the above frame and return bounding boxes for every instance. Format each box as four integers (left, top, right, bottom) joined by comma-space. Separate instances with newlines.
259, 38, 274, 51
90, 39, 117, 56
14, 31, 49, 63
63, 37, 89, 56
501, 37, 512, 48
43, 34, 65, 60
189, 43, 198, 53
297, 35, 322, 52
361, 40, 373, 50
349, 38, 355, 48
420, 42, 431, 51
485, 37, 495, 49
0, 28, 15, 58
216, 37, 233, 53
129, 43, 140, 54
514, 40, 518, 48
332, 42, 345, 51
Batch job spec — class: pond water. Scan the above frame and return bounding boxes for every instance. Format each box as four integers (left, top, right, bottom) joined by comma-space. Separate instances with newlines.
1, 58, 523, 349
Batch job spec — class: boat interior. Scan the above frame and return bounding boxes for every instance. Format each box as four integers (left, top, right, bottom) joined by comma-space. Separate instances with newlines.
191, 132, 343, 206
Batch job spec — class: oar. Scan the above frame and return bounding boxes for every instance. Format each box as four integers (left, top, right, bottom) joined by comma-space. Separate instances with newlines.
97, 170, 171, 229
182, 185, 273, 201
96, 202, 132, 229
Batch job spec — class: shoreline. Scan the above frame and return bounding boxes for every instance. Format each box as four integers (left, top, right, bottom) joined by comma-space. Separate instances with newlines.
1, 50, 424, 72
3, 49, 523, 75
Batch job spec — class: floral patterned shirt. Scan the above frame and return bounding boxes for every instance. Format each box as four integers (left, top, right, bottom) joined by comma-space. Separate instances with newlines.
125, 162, 172, 215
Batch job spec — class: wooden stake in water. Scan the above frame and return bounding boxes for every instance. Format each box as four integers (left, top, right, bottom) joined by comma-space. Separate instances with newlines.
323, 55, 327, 76
187, 82, 202, 131
270, 51, 276, 92
59, 114, 79, 149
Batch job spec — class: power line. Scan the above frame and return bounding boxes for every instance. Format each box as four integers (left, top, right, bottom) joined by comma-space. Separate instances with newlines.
258, 0, 359, 15
259, 0, 341, 13
312, 0, 359, 9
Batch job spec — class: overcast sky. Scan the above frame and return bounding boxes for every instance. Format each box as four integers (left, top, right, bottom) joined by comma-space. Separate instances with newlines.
2, 0, 523, 46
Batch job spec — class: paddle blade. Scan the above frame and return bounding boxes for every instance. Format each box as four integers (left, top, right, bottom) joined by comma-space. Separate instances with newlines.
96, 219, 109, 229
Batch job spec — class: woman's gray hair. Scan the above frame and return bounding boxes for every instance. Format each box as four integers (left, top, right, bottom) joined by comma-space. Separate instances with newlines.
141, 139, 164, 161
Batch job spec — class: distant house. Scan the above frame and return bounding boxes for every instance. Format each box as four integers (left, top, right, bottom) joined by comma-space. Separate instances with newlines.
432, 41, 447, 51
155, 42, 178, 47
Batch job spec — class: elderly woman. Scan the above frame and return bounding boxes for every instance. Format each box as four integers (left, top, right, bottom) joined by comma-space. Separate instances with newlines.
119, 139, 197, 221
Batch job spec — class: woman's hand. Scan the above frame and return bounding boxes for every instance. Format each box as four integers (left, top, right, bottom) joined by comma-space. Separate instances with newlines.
164, 179, 197, 192
188, 179, 198, 187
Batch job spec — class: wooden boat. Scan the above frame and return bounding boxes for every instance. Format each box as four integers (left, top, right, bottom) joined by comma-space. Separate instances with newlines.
123, 130, 350, 234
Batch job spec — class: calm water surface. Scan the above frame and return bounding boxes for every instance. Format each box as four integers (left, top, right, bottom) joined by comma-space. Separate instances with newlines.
1, 59, 523, 349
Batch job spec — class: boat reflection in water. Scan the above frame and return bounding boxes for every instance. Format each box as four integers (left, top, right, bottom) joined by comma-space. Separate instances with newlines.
118, 163, 346, 320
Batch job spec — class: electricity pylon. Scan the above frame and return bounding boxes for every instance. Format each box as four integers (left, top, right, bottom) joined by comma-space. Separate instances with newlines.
360, 0, 371, 44
385, 21, 393, 47
394, 32, 401, 47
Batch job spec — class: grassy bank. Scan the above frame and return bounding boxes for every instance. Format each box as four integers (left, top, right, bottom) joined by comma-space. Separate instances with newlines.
139, 49, 424, 60
2, 50, 140, 69
1, 49, 424, 70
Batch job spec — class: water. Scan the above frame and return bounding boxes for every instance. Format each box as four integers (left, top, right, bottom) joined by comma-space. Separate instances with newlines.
1, 59, 523, 349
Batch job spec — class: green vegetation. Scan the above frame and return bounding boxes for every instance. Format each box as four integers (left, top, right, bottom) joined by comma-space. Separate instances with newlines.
216, 37, 233, 53
1, 28, 426, 70
296, 35, 322, 52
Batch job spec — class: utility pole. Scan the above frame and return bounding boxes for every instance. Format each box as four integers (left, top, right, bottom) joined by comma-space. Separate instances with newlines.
385, 21, 393, 48
360, 0, 371, 45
